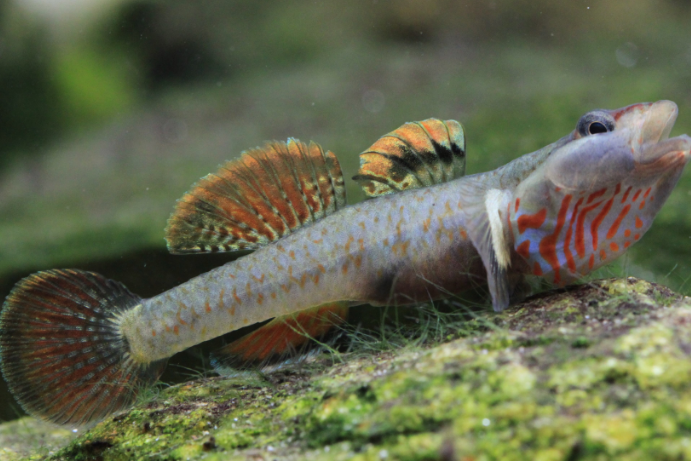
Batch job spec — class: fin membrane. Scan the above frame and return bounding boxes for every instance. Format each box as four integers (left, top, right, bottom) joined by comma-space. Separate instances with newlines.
466, 188, 513, 312
166, 139, 346, 254
211, 302, 349, 371
354, 118, 466, 197
0, 269, 166, 425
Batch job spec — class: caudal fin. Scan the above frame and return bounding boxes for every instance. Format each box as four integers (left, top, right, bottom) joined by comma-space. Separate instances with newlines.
211, 302, 349, 371
0, 269, 166, 425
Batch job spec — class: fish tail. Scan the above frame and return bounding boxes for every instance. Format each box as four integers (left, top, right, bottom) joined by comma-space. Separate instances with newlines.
0, 269, 166, 425
211, 302, 349, 371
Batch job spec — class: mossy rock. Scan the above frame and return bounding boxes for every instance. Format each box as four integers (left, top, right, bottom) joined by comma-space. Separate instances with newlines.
5, 277, 691, 460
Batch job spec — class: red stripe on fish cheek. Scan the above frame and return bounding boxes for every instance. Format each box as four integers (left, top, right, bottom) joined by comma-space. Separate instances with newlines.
590, 198, 614, 251
563, 197, 583, 273
517, 208, 547, 234
533, 262, 543, 276
539, 195, 572, 285
606, 205, 631, 240
587, 188, 607, 204
516, 240, 531, 259
621, 186, 632, 203
575, 201, 603, 258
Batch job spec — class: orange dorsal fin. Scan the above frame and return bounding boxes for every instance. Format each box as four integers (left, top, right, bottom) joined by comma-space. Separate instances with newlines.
211, 302, 349, 371
353, 118, 466, 197
166, 139, 346, 254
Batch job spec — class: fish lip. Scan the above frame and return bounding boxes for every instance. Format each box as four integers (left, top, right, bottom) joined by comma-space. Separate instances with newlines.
642, 100, 678, 144
634, 134, 691, 173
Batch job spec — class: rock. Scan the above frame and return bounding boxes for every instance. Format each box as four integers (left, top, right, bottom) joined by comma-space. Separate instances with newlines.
4, 277, 691, 460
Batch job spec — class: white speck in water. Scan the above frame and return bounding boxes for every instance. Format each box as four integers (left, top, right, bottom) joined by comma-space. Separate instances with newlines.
146, 187, 149, 191
482, 418, 491, 427
311, 102, 315, 106
362, 89, 385, 113
379, 449, 389, 459
616, 42, 639, 68
72, 428, 78, 433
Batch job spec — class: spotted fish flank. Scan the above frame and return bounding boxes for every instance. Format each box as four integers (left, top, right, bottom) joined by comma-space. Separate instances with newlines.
1, 101, 690, 426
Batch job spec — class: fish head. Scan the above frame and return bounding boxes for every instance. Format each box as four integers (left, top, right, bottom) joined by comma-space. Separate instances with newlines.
544, 100, 690, 216
511, 100, 691, 284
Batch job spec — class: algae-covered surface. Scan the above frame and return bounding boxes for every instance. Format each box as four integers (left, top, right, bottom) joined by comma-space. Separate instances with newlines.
6, 277, 691, 460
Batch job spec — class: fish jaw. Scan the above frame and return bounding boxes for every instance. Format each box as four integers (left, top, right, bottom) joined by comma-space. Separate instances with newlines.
610, 100, 678, 147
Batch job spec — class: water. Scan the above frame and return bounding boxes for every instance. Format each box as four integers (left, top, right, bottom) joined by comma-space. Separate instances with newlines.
1, 0, 691, 424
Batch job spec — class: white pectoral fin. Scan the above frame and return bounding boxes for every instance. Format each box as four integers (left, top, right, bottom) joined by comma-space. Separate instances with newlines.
466, 189, 513, 312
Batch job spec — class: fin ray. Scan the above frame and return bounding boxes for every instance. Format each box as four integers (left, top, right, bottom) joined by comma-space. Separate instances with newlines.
0, 269, 166, 425
166, 139, 346, 254
211, 302, 349, 371
354, 118, 466, 197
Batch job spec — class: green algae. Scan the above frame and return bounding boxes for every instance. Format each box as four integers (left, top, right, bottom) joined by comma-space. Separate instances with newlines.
7, 277, 691, 460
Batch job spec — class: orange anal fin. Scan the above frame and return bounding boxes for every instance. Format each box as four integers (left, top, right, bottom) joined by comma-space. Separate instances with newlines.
166, 139, 346, 254
211, 302, 349, 371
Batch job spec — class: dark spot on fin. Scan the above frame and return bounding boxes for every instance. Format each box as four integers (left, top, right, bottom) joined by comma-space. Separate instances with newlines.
354, 118, 466, 197
165, 139, 347, 254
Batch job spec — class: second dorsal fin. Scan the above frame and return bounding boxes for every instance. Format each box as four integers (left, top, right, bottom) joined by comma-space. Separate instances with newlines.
165, 139, 346, 254
353, 118, 466, 197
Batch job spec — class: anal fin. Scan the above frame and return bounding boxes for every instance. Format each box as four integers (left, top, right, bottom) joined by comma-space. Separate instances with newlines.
211, 302, 349, 372
166, 139, 346, 254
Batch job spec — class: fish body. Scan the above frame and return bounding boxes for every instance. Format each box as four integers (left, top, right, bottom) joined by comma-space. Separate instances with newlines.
1, 101, 689, 425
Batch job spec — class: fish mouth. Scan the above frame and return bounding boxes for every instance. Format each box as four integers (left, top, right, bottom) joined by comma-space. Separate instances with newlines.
634, 134, 691, 174
632, 100, 690, 167
640, 100, 678, 145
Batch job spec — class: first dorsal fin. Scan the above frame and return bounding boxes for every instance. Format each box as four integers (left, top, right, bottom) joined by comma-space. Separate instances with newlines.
353, 118, 466, 197
165, 139, 346, 254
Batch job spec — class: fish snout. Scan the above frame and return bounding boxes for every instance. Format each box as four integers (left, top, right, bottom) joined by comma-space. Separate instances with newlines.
641, 100, 678, 144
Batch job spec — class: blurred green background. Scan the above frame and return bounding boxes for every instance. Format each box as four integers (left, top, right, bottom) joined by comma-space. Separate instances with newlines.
1, 0, 691, 422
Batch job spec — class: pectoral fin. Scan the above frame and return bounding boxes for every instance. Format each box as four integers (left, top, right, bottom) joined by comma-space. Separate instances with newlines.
464, 188, 514, 312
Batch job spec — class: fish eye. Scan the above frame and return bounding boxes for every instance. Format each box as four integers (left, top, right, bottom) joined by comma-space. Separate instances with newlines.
577, 111, 615, 137
588, 121, 609, 135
